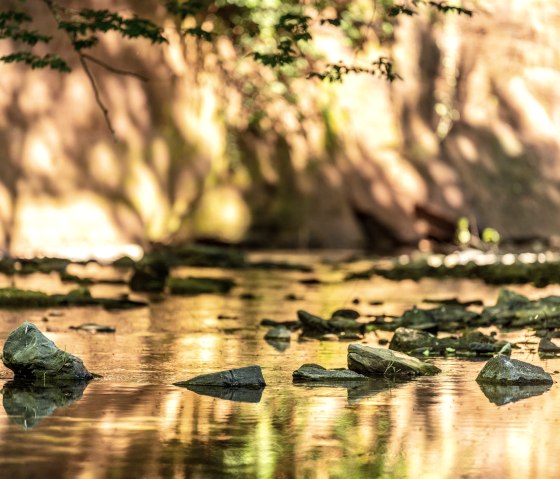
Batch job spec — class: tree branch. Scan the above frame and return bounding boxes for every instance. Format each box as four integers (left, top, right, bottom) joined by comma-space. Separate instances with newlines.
78, 55, 117, 139
81, 53, 149, 82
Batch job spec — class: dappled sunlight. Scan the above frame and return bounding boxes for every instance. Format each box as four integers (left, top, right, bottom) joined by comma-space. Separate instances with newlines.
12, 194, 140, 260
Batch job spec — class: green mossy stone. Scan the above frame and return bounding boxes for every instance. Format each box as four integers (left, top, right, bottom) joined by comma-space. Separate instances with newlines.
2, 322, 94, 381
168, 277, 236, 295
0, 288, 59, 308
348, 343, 441, 377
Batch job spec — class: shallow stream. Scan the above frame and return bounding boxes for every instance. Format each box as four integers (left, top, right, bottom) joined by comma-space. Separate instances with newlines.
0, 252, 558, 479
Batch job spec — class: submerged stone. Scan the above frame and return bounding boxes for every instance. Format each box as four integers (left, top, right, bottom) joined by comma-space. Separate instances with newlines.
331, 309, 360, 320
297, 309, 364, 338
0, 288, 59, 308
389, 327, 508, 356
2, 322, 94, 381
174, 365, 266, 389
69, 324, 116, 333
347, 344, 441, 377
538, 338, 560, 354
476, 355, 553, 384
168, 276, 235, 295
129, 255, 169, 293
292, 364, 368, 382
2, 379, 89, 429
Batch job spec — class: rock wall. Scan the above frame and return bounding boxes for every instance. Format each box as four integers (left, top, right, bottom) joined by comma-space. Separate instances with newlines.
0, 0, 559, 256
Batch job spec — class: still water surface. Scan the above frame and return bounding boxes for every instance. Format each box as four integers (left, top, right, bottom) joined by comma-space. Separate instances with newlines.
0, 252, 558, 479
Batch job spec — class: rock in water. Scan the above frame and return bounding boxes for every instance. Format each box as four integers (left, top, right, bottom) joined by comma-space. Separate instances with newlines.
347, 344, 441, 377
293, 364, 368, 382
538, 338, 560, 354
389, 327, 439, 353
174, 365, 266, 389
2, 322, 93, 381
476, 355, 553, 384
264, 326, 291, 341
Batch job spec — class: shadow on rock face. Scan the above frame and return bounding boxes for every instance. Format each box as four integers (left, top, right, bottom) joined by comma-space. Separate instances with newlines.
182, 385, 264, 403
1, 380, 89, 429
478, 382, 552, 406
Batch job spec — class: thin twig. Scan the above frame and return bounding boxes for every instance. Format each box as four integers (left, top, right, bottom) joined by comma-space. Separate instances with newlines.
42, 0, 117, 139
81, 53, 149, 82
79, 55, 117, 139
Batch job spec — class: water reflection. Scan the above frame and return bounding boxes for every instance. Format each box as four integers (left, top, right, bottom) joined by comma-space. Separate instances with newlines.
1, 380, 89, 429
478, 382, 552, 406
178, 385, 264, 403
293, 378, 405, 405
265, 339, 290, 352
0, 256, 558, 477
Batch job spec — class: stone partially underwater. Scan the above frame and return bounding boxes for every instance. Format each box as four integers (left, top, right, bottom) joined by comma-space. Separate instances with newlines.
347, 344, 441, 378
476, 355, 553, 385
1, 380, 89, 428
389, 327, 510, 357
292, 364, 368, 382
175, 366, 266, 403
2, 322, 94, 381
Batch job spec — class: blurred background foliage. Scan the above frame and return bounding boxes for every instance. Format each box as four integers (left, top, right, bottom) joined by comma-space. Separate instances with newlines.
1, 0, 560, 258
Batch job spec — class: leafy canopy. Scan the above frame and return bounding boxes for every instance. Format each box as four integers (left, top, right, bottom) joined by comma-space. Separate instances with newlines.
0, 0, 472, 136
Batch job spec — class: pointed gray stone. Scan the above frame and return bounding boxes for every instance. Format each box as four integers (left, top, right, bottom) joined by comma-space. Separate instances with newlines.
347, 344, 441, 377
476, 355, 553, 384
174, 365, 266, 389
3, 322, 93, 381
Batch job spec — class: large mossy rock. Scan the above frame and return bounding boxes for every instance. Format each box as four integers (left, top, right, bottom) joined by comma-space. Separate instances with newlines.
174, 365, 266, 389
347, 344, 441, 377
476, 355, 553, 385
2, 322, 93, 381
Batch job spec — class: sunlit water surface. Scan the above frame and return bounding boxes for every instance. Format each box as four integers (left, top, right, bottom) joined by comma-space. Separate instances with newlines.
0, 252, 559, 479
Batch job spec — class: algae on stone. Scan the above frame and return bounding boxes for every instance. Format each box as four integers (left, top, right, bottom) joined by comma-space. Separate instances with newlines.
2, 322, 94, 381
347, 344, 441, 377
168, 277, 236, 295
476, 355, 553, 385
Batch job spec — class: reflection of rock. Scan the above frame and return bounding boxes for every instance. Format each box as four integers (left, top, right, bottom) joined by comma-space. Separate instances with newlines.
293, 378, 402, 405
478, 382, 552, 406
182, 385, 264, 403
476, 355, 553, 384
2, 380, 89, 429
3, 322, 94, 381
265, 339, 290, 352
174, 365, 266, 388
347, 344, 441, 377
